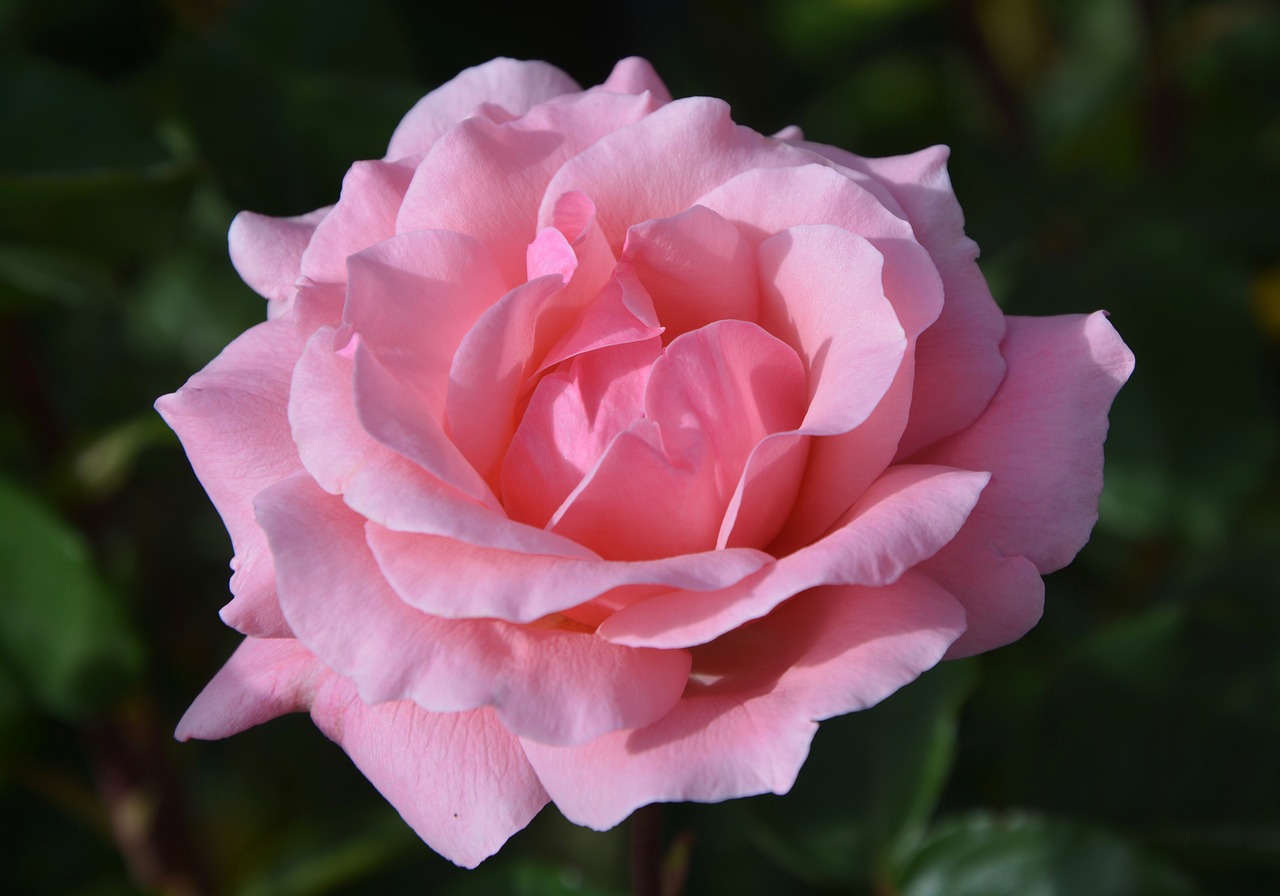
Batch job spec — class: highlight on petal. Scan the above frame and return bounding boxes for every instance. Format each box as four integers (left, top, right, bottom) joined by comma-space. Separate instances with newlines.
229, 207, 329, 303
258, 472, 692, 746
599, 56, 673, 104
598, 465, 988, 649
916, 311, 1134, 656
156, 318, 306, 638
308, 686, 548, 869
387, 58, 580, 159
299, 159, 417, 285
523, 572, 965, 831
176, 637, 322, 741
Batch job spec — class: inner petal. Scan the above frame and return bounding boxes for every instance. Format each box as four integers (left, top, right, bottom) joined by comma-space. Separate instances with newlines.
549, 320, 807, 560
501, 338, 660, 528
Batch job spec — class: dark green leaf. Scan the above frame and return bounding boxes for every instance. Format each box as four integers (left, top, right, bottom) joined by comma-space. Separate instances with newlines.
0, 478, 143, 719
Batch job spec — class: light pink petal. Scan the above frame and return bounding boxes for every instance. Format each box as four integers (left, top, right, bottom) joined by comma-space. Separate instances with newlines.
537, 97, 816, 253
599, 57, 673, 104
551, 322, 807, 560
367, 522, 770, 624
257, 473, 690, 745
343, 229, 508, 416
397, 91, 658, 286
228, 207, 329, 303
387, 58, 581, 159
445, 275, 567, 483
155, 319, 305, 638
176, 637, 322, 740
523, 572, 964, 830
290, 323, 579, 555
537, 267, 661, 373
598, 465, 988, 648
352, 342, 496, 504
622, 204, 759, 339
299, 159, 417, 285
915, 312, 1134, 655
794, 143, 1009, 456
308, 686, 548, 868
501, 339, 658, 528
696, 164, 948, 547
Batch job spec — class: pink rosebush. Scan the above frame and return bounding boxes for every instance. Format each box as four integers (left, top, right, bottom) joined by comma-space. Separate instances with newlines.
158, 58, 1133, 867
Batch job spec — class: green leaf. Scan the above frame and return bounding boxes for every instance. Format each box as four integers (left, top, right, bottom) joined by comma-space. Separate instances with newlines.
900, 812, 1201, 896
734, 661, 977, 888
0, 478, 143, 719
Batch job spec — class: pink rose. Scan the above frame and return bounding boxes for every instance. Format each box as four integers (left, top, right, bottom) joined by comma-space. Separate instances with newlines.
158, 58, 1133, 867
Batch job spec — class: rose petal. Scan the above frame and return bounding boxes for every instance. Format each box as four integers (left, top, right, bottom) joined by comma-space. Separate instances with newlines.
522, 572, 965, 830
915, 312, 1134, 656
367, 522, 771, 623
308, 688, 547, 869
502, 339, 658, 528
387, 58, 580, 159
176, 637, 322, 740
228, 208, 329, 303
550, 321, 807, 560
258, 472, 692, 746
793, 143, 1009, 456
622, 204, 759, 339
397, 91, 658, 286
156, 319, 304, 637
538, 97, 816, 253
600, 56, 673, 104
598, 465, 988, 648
299, 159, 417, 285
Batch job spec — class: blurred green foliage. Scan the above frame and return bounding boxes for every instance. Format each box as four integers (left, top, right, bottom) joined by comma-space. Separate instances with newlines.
1, 0, 1277, 893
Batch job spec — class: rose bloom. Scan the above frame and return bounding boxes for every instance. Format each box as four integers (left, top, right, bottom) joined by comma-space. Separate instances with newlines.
159, 58, 1133, 866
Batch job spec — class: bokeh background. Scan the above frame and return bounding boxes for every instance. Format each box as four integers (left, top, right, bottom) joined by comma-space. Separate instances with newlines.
2, 0, 1278, 893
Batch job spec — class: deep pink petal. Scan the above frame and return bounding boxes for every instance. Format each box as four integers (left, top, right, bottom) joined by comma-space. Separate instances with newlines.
397, 91, 658, 286
599, 57, 673, 104
598, 465, 988, 648
915, 312, 1134, 655
551, 322, 807, 560
308, 686, 547, 868
501, 339, 658, 528
228, 207, 329, 303
523, 572, 964, 830
622, 204, 759, 339
175, 637, 322, 740
155, 319, 305, 637
257, 473, 691, 745
299, 159, 417, 285
387, 58, 580, 159
537, 97, 816, 253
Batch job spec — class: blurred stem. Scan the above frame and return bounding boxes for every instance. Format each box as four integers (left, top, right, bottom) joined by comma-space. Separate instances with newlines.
88, 697, 210, 896
631, 803, 664, 896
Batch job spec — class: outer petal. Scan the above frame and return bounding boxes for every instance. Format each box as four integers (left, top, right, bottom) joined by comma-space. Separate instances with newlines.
522, 572, 965, 830
258, 472, 692, 746
367, 523, 771, 624
228, 208, 329, 303
599, 465, 988, 648
299, 159, 417, 285
916, 312, 1134, 656
599, 57, 673, 104
308, 685, 547, 869
537, 97, 817, 252
797, 143, 1009, 456
397, 91, 658, 286
387, 58, 580, 159
176, 637, 322, 740
155, 318, 304, 637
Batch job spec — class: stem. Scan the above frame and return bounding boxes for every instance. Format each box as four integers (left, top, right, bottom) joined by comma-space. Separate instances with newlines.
630, 803, 665, 896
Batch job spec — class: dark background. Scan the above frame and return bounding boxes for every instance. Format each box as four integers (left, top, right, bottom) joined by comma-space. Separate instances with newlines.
1, 0, 1277, 893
